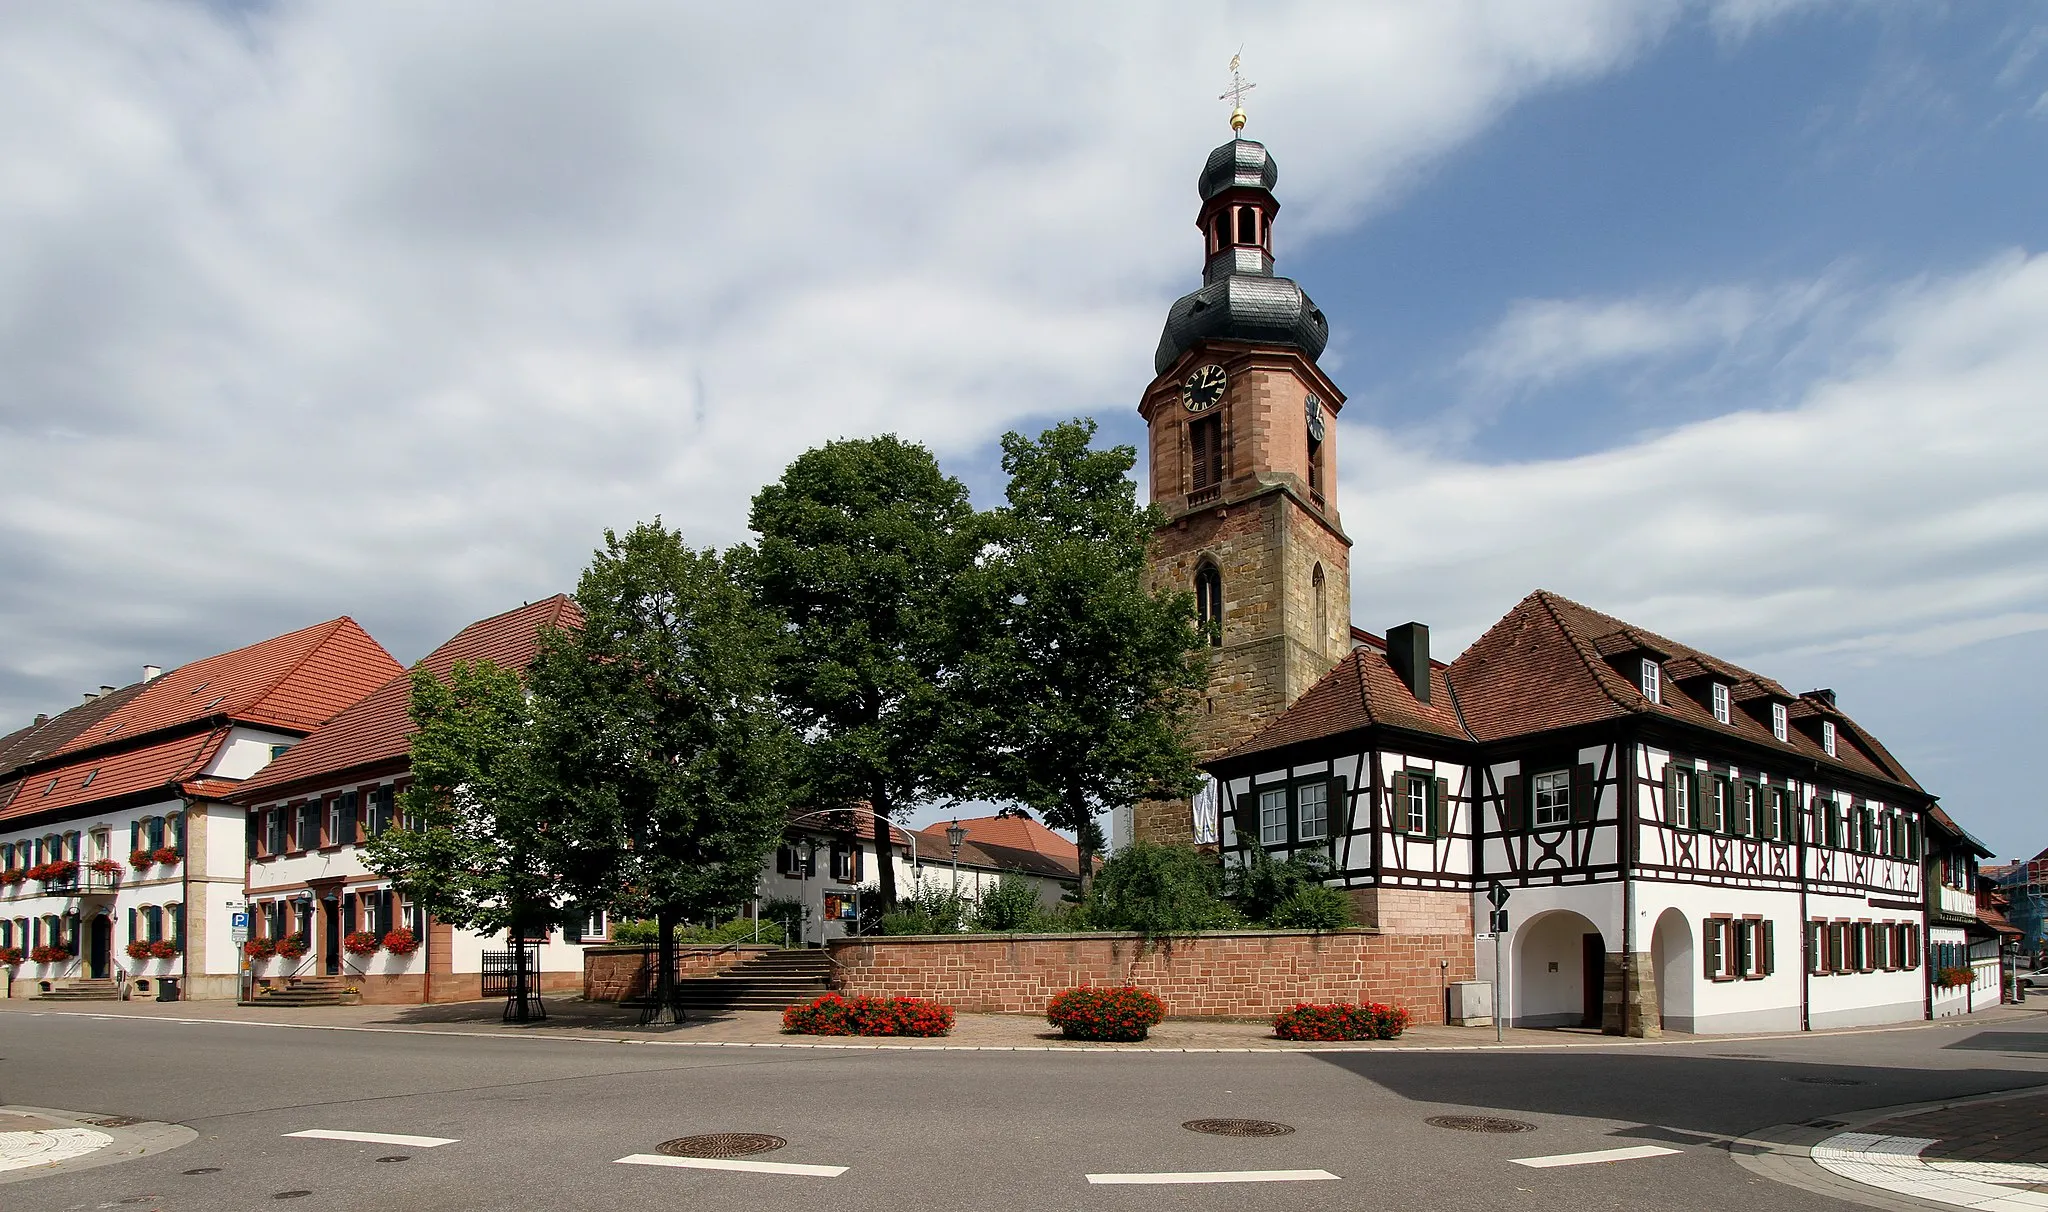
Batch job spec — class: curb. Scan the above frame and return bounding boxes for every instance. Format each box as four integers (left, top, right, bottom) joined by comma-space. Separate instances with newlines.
0, 1104, 196, 1186
1728, 1085, 2048, 1212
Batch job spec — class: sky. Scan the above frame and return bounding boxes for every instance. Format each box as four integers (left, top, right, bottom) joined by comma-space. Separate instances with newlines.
3, 2, 2043, 856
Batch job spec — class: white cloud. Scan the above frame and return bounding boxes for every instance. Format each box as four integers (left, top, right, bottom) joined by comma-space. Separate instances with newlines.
0, 0, 1685, 723
1460, 283, 1816, 388
1347, 249, 2048, 676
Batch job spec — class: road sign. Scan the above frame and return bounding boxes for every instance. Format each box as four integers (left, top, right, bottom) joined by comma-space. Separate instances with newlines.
1487, 881, 1510, 909
1489, 909, 1509, 933
230, 911, 249, 942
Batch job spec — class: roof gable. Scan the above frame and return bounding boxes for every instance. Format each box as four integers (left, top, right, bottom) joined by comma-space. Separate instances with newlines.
1216, 645, 1470, 767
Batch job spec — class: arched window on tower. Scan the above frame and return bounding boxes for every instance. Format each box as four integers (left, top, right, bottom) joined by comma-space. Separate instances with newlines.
1312, 564, 1327, 654
1209, 214, 1227, 254
1195, 563, 1224, 648
1234, 205, 1261, 247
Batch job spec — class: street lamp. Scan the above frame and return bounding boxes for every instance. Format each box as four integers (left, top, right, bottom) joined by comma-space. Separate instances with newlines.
946, 819, 967, 898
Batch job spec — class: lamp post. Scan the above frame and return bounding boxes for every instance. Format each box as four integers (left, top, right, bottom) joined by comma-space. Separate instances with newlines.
946, 819, 967, 898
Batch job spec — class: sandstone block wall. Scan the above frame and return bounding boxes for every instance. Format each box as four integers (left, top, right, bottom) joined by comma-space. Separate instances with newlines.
581, 944, 767, 1002
826, 929, 1474, 1024
1345, 888, 1474, 935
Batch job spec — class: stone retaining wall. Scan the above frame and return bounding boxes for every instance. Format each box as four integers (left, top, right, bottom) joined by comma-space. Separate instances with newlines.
581, 944, 770, 1002
826, 929, 1473, 1023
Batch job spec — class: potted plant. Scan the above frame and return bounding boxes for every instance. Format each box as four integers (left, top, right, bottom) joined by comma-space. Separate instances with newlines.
129, 849, 154, 870
244, 937, 276, 960
126, 939, 154, 961
343, 930, 382, 957
33, 860, 77, 886
152, 846, 181, 866
1, 868, 24, 887
275, 933, 309, 960
383, 927, 419, 955
29, 945, 70, 964
148, 939, 181, 960
0, 945, 23, 966
89, 857, 123, 876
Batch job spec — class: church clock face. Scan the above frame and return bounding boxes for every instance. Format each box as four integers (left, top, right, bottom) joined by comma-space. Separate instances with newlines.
1181, 363, 1227, 412
1305, 392, 1325, 442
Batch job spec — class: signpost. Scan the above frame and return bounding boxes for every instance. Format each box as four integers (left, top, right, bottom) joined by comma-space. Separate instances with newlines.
228, 901, 249, 1003
1486, 882, 1510, 1043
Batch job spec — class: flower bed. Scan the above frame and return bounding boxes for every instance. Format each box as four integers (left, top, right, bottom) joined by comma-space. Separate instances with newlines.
244, 937, 277, 959
782, 993, 954, 1037
344, 930, 382, 956
382, 927, 419, 955
29, 945, 70, 964
1272, 1001, 1412, 1042
0, 945, 24, 966
1045, 986, 1167, 1042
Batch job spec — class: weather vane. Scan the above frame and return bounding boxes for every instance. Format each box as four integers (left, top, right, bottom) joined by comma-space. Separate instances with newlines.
1220, 51, 1255, 133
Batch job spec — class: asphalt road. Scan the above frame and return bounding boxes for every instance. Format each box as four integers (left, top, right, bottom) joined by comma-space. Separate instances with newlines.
5, 1008, 2048, 1211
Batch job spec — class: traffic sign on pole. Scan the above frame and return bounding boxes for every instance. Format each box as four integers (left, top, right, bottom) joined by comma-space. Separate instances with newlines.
1487, 881, 1510, 910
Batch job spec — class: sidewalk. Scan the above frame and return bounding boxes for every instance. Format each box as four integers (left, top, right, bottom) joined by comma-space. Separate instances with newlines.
2, 993, 2034, 1053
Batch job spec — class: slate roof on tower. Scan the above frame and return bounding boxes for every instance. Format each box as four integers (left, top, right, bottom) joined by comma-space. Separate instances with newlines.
1446, 590, 1922, 793
1212, 644, 1470, 767
233, 596, 581, 800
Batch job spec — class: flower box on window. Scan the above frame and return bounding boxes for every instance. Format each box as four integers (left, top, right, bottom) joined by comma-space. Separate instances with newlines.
243, 937, 277, 960
0, 945, 24, 966
152, 846, 181, 866
129, 850, 155, 870
274, 933, 309, 959
343, 930, 382, 956
148, 939, 181, 960
89, 858, 123, 875
29, 945, 70, 964
382, 927, 419, 955
126, 939, 154, 961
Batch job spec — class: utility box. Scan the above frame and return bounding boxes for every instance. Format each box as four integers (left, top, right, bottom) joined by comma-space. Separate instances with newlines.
1449, 980, 1493, 1027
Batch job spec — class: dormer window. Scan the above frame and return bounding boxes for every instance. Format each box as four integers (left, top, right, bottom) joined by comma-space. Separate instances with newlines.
1822, 720, 1837, 757
1772, 703, 1788, 742
1640, 659, 1661, 704
1711, 683, 1730, 724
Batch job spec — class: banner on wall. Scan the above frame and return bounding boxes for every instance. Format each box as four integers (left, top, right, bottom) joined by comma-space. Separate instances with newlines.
1192, 778, 1219, 846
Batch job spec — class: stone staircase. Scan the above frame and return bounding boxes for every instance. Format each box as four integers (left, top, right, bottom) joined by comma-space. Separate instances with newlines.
637, 949, 834, 1015
31, 978, 119, 1001
241, 975, 360, 1008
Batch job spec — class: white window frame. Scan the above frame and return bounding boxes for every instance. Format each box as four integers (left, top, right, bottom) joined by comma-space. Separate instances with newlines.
1822, 720, 1836, 757
1640, 659, 1661, 704
1712, 682, 1730, 724
1531, 769, 1572, 828
1405, 778, 1428, 833
1771, 703, 1788, 742
1258, 788, 1289, 847
1296, 781, 1330, 843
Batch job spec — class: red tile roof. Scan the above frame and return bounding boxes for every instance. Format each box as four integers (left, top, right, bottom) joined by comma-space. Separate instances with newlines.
47, 618, 400, 759
911, 815, 1083, 880
0, 731, 227, 823
1447, 591, 1922, 793
1218, 645, 1470, 765
0, 682, 149, 779
233, 596, 580, 800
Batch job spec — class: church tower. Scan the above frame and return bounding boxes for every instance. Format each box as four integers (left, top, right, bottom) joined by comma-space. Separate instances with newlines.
1134, 121, 1352, 847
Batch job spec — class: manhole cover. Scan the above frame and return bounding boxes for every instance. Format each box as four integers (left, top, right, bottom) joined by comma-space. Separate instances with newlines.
1789, 1076, 1866, 1086
182, 1167, 223, 1175
657, 1133, 787, 1159
1426, 1115, 1537, 1133
1183, 1119, 1294, 1137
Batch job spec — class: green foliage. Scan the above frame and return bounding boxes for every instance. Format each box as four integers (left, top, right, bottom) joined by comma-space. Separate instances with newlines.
1267, 884, 1355, 931
969, 872, 1046, 932
1272, 1002, 1410, 1041
361, 659, 558, 936
1085, 842, 1242, 935
877, 884, 968, 935
1228, 847, 1341, 926
746, 436, 977, 911
611, 917, 786, 947
609, 919, 660, 946
948, 420, 1207, 887
525, 521, 795, 926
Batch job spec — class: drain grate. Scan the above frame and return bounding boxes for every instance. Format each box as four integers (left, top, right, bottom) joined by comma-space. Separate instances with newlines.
657, 1133, 787, 1159
272, 1192, 312, 1201
1183, 1119, 1294, 1137
1789, 1076, 1866, 1086
1427, 1115, 1537, 1134
89, 1116, 142, 1128
376, 1155, 409, 1163
182, 1167, 223, 1176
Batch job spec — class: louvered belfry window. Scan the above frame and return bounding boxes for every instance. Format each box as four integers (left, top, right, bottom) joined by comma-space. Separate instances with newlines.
1189, 415, 1223, 496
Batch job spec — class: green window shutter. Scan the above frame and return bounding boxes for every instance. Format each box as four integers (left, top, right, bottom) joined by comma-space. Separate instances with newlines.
1571, 763, 1596, 823
1704, 920, 1722, 979
1502, 774, 1526, 832
1327, 775, 1350, 842
130, 821, 142, 854
170, 903, 184, 946
127, 908, 137, 942
1391, 772, 1410, 833
1231, 793, 1257, 845
1663, 765, 1679, 826
564, 910, 583, 945
1431, 777, 1448, 838
1761, 920, 1775, 976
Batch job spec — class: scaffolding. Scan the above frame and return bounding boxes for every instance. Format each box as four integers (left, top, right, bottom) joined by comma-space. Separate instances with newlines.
1991, 852, 2048, 958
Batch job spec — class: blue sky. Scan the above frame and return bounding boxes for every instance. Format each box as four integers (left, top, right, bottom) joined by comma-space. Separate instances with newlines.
2, 1, 2042, 857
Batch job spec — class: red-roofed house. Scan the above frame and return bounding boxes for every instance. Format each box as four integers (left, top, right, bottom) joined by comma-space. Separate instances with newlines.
1, 619, 401, 1000
231, 596, 587, 1004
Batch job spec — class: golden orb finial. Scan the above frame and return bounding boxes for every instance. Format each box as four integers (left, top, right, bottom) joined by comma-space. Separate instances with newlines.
1220, 53, 1256, 134
1230, 106, 1247, 132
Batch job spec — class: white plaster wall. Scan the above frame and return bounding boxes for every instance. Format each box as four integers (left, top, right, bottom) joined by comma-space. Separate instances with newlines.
1805, 889, 1926, 1028
201, 727, 301, 781
1484, 884, 1621, 1028
1633, 881, 1802, 1033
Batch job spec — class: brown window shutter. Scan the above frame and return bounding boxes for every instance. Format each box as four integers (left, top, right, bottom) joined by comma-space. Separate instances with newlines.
1663, 765, 1680, 827
1571, 763, 1596, 823
1390, 771, 1409, 833
1502, 774, 1525, 832
1689, 772, 1708, 834
1761, 919, 1775, 976
1431, 777, 1448, 838
1703, 920, 1722, 979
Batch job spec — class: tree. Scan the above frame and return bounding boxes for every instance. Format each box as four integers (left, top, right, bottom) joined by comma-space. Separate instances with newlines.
745, 435, 975, 913
951, 418, 1207, 894
361, 658, 557, 1018
525, 521, 794, 1022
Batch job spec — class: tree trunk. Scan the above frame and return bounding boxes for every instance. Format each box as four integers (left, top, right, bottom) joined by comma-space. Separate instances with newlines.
655, 904, 679, 1023
871, 786, 899, 914
511, 908, 531, 1022
1070, 787, 1097, 901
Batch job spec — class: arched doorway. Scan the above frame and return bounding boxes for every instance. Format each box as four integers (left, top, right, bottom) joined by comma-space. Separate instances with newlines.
1512, 909, 1608, 1028
1650, 908, 1695, 1033
88, 914, 113, 980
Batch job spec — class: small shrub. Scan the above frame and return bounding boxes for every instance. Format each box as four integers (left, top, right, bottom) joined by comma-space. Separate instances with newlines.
781, 993, 954, 1037
610, 919, 660, 945
1228, 847, 1333, 925
1267, 885, 1354, 931
382, 927, 419, 955
878, 885, 969, 936
1272, 1002, 1412, 1042
970, 873, 1045, 932
343, 930, 382, 956
1046, 986, 1167, 1041
1087, 843, 1241, 935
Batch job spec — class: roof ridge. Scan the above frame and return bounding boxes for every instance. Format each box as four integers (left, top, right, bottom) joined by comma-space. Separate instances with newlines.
237, 617, 351, 722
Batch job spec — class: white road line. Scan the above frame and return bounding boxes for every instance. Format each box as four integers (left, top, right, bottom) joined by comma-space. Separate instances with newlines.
1086, 1169, 1341, 1185
1511, 1144, 1682, 1168
284, 1129, 460, 1148
615, 1153, 847, 1177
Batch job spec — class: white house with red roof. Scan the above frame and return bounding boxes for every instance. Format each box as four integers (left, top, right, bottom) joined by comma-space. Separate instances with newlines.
0, 619, 400, 1000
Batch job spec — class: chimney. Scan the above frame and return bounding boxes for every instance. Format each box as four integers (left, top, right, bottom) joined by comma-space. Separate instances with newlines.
1386, 622, 1432, 703
143, 665, 162, 682
33, 713, 48, 726
82, 689, 99, 702
1808, 688, 1837, 708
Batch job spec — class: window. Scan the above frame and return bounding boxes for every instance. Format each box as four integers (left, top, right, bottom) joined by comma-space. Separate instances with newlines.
168, 903, 183, 946
1640, 659, 1661, 704
335, 792, 360, 846
1311, 565, 1327, 650
829, 843, 861, 883
266, 809, 287, 856
1194, 563, 1223, 647
1208, 214, 1225, 253
1700, 776, 1728, 833
1769, 787, 1792, 841
142, 904, 163, 942
1712, 682, 1730, 724
1853, 805, 1874, 854
1405, 777, 1429, 833
1872, 924, 1892, 969
775, 843, 816, 878
296, 802, 321, 851
269, 743, 292, 762
1772, 703, 1788, 742
1188, 414, 1223, 498
1735, 782, 1757, 837
1705, 918, 1770, 980
1531, 770, 1571, 828
1826, 921, 1847, 973
1244, 776, 1348, 848
1258, 788, 1288, 846
1391, 771, 1444, 839
1822, 720, 1837, 757
1822, 799, 1844, 849
145, 816, 165, 850
1668, 765, 1694, 829
1296, 781, 1330, 843
1849, 922, 1869, 971
1235, 204, 1260, 246
369, 786, 396, 836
